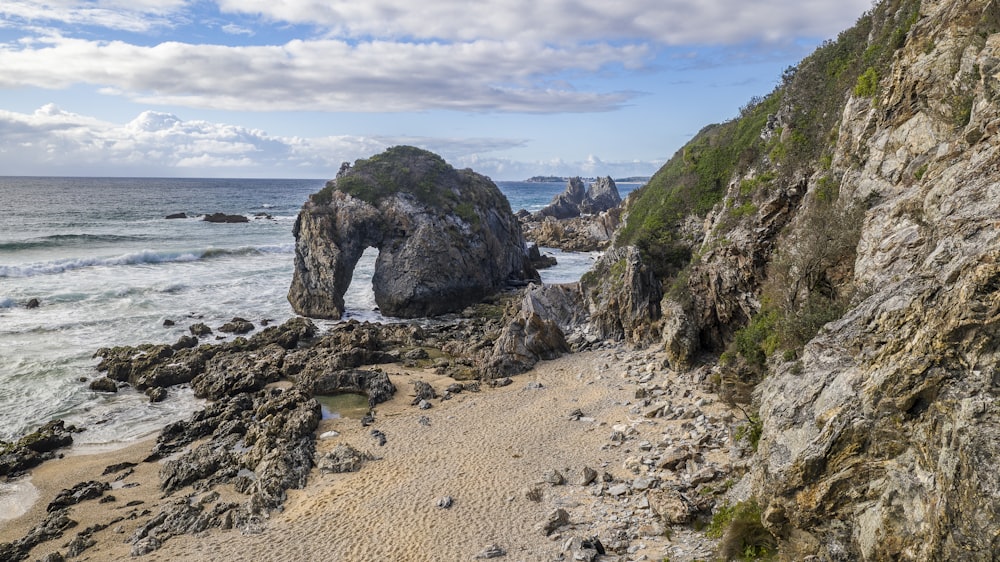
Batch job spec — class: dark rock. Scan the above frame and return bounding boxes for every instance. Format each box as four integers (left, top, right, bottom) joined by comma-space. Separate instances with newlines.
371, 429, 387, 446
203, 213, 249, 223
582, 536, 606, 555
535, 176, 621, 220
89, 377, 118, 393
47, 481, 111, 512
102, 461, 137, 476
219, 317, 255, 334
294, 368, 396, 409
146, 386, 168, 403
0, 420, 75, 477
163, 318, 176, 327
25, 298, 41, 309
0, 509, 76, 562
165, 213, 188, 219
526, 243, 558, 269
288, 146, 538, 319
191, 344, 286, 400
189, 323, 213, 337
410, 380, 437, 405
171, 335, 199, 350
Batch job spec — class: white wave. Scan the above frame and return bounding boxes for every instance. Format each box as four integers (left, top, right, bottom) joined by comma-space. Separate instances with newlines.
0, 244, 296, 278
0, 298, 15, 308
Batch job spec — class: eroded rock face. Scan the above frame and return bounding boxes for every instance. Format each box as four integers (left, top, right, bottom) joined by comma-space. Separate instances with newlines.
288, 146, 537, 319
535, 176, 622, 220
745, 2, 1000, 559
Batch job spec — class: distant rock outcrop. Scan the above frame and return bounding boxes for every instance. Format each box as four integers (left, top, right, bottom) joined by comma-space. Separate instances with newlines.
535, 176, 622, 220
288, 146, 537, 319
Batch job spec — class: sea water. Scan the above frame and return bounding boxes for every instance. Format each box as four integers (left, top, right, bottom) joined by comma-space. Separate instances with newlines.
0, 177, 638, 445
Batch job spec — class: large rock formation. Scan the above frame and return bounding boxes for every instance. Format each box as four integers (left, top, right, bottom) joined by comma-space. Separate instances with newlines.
289, 146, 537, 319
536, 176, 622, 219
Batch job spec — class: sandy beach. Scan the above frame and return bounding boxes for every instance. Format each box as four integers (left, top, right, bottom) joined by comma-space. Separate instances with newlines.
1, 347, 735, 561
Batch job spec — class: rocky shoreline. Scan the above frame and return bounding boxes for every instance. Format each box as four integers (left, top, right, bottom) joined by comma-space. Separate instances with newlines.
0, 302, 748, 561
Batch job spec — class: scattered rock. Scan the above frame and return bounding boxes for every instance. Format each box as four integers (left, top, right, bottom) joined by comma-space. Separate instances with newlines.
543, 469, 566, 486
579, 466, 598, 486
647, 488, 691, 524
411, 380, 437, 405
47, 481, 111, 512
88, 377, 118, 393
189, 323, 213, 337
163, 319, 176, 327
218, 317, 255, 334
25, 298, 41, 309
568, 408, 584, 421
371, 429, 387, 446
537, 508, 570, 536
474, 544, 506, 559
317, 444, 372, 474
436, 496, 454, 509
146, 386, 167, 403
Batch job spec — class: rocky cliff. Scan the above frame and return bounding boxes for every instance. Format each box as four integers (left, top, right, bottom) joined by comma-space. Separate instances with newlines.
288, 146, 537, 319
593, 0, 1000, 558
536, 176, 622, 219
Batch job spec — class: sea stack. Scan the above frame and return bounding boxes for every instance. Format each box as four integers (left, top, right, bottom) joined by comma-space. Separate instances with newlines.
288, 146, 538, 319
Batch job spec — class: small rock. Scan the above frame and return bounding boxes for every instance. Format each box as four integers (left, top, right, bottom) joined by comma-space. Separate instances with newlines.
579, 466, 598, 486
524, 486, 544, 502
418, 416, 431, 426
371, 429, 387, 446
607, 484, 629, 497
492, 377, 513, 387
189, 323, 213, 337
219, 317, 254, 334
524, 381, 544, 390
319, 430, 341, 440
25, 298, 41, 309
536, 508, 570, 536
318, 444, 371, 473
568, 408, 584, 421
89, 377, 118, 393
145, 387, 167, 403
417, 399, 433, 410
165, 212, 187, 219
436, 496, 454, 509
162, 319, 176, 327
543, 469, 566, 486
474, 544, 506, 559
647, 488, 691, 524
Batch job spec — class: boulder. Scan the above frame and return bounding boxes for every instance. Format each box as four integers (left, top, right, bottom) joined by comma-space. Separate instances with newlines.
288, 146, 538, 319
165, 212, 188, 219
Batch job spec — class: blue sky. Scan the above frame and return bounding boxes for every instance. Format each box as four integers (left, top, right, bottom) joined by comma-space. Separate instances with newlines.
0, 0, 870, 180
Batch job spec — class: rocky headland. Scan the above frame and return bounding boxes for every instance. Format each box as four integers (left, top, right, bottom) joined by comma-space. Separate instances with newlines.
519, 176, 624, 252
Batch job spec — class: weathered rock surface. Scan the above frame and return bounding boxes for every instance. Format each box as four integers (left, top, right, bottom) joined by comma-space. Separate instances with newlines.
520, 209, 621, 252
535, 176, 622, 220
288, 146, 537, 319
482, 284, 576, 378
0, 420, 76, 477
581, 246, 662, 345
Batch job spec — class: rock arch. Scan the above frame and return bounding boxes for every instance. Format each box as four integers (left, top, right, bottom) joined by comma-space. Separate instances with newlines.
288, 146, 538, 319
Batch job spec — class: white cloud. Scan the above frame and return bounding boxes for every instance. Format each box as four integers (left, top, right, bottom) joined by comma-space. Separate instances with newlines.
0, 36, 643, 112
215, 0, 871, 45
0, 105, 658, 179
0, 0, 188, 33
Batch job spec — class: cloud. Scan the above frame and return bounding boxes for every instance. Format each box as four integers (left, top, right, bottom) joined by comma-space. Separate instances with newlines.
0, 36, 643, 113
215, 0, 872, 45
0, 105, 658, 179
0, 0, 188, 33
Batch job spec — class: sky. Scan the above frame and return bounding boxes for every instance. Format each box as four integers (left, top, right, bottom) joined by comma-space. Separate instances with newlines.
0, 0, 871, 180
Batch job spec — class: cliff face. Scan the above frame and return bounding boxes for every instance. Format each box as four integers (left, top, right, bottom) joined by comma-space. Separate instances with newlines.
288, 146, 536, 319
599, 0, 1000, 558
751, 1, 1000, 558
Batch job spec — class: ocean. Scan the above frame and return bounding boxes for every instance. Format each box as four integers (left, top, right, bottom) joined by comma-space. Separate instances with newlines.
0, 177, 637, 447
